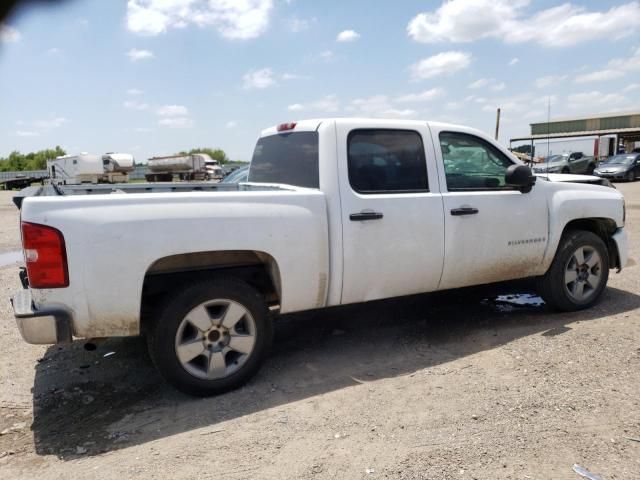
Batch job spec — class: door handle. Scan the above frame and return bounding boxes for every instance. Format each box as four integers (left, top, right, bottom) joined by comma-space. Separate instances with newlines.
350, 211, 384, 221
450, 207, 479, 216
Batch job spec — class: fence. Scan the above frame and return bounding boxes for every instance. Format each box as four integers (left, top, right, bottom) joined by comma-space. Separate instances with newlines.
0, 170, 48, 180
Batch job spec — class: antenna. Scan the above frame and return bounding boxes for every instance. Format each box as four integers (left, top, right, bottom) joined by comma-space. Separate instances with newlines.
546, 96, 551, 178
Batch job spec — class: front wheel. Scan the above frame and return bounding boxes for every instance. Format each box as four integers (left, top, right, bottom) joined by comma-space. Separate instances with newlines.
148, 277, 273, 396
627, 171, 635, 182
536, 230, 609, 311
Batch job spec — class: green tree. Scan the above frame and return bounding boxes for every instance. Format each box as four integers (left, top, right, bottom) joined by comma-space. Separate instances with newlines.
0, 146, 66, 172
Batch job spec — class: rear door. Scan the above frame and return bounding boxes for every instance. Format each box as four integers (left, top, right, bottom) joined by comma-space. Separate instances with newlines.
336, 121, 445, 304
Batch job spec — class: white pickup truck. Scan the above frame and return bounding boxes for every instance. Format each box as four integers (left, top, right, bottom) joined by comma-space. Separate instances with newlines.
12, 118, 628, 396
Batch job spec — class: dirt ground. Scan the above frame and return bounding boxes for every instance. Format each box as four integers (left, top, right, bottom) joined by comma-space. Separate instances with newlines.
0, 183, 639, 480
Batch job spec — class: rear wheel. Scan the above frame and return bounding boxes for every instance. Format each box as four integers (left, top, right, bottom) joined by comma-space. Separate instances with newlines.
148, 276, 272, 396
587, 164, 595, 175
561, 167, 570, 174
536, 230, 609, 311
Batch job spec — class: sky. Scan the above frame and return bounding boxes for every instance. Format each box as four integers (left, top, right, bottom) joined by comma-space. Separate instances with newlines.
0, 0, 639, 162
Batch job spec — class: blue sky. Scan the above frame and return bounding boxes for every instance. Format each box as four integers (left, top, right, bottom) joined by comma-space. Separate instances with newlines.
0, 0, 639, 162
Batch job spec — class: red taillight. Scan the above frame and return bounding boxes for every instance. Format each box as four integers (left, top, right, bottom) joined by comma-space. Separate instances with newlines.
277, 122, 297, 132
21, 222, 69, 288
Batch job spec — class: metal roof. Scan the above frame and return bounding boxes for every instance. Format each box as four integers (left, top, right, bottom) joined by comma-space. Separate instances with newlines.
510, 127, 640, 143
529, 111, 640, 125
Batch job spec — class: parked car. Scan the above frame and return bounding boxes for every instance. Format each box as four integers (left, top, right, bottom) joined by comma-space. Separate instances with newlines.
220, 165, 249, 183
532, 152, 596, 175
11, 118, 627, 396
593, 153, 640, 182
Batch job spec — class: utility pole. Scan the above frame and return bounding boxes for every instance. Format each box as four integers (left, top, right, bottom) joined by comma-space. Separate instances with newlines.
494, 108, 501, 141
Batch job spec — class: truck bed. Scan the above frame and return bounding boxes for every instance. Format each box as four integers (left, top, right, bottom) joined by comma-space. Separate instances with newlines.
13, 182, 284, 209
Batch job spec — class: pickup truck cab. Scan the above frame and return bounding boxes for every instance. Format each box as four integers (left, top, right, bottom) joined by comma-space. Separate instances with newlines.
12, 118, 628, 396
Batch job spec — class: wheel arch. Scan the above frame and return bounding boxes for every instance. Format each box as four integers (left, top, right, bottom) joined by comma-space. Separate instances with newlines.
560, 217, 620, 270
140, 250, 281, 334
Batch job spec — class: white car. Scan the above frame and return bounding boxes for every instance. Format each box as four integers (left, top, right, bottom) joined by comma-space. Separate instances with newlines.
12, 118, 628, 396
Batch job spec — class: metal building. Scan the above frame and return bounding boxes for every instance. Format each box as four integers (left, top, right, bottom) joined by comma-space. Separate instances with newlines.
510, 111, 640, 159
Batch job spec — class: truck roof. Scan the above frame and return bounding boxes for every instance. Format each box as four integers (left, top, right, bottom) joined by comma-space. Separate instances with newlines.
259, 118, 485, 138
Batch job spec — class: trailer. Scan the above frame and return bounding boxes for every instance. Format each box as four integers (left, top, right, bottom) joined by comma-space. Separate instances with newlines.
102, 153, 135, 183
47, 154, 103, 185
145, 153, 221, 182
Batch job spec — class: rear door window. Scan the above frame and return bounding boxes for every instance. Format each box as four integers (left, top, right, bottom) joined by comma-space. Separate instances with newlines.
347, 129, 428, 193
249, 132, 319, 188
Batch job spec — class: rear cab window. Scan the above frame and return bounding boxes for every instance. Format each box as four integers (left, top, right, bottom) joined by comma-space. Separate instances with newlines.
249, 132, 319, 188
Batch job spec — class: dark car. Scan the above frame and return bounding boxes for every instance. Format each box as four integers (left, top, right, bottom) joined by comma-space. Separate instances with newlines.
593, 153, 640, 182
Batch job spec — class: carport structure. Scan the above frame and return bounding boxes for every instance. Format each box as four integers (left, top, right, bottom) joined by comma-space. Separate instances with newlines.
510, 111, 640, 160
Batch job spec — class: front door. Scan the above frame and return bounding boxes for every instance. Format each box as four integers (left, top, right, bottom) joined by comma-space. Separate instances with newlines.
430, 128, 549, 290
336, 121, 445, 305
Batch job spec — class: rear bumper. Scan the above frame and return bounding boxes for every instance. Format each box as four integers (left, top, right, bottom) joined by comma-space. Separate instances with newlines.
11, 289, 73, 344
612, 228, 628, 271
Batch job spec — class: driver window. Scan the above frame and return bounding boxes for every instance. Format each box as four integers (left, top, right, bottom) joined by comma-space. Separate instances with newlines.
439, 132, 515, 191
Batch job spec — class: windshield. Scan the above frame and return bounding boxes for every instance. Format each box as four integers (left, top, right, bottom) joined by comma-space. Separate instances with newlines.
601, 155, 635, 165
249, 132, 319, 188
221, 166, 249, 183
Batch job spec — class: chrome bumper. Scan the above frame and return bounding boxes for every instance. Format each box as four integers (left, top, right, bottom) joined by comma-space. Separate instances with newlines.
11, 289, 72, 344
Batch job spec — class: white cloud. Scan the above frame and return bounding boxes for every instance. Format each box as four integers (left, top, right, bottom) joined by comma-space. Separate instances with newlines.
623, 83, 640, 92
0, 24, 21, 43
410, 51, 471, 80
287, 94, 340, 113
567, 91, 626, 110
395, 88, 444, 103
127, 88, 144, 95
243, 68, 276, 89
124, 100, 149, 110
347, 95, 417, 118
535, 75, 567, 89
281, 72, 303, 81
318, 50, 333, 62
574, 69, 624, 83
407, 0, 640, 47
574, 48, 640, 83
289, 17, 311, 33
157, 105, 188, 116
468, 78, 489, 89
16, 130, 38, 137
225, 121, 237, 128
34, 117, 67, 129
127, 48, 154, 62
336, 30, 360, 42
46, 47, 61, 55
158, 117, 193, 128
127, 0, 273, 40
134, 127, 153, 132
509, 57, 519, 66
492, 82, 506, 92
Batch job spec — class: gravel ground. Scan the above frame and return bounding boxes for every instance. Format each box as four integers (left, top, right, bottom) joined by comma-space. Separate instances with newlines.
0, 185, 639, 479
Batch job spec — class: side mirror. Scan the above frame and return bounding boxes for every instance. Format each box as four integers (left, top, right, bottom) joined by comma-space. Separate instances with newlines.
505, 164, 536, 193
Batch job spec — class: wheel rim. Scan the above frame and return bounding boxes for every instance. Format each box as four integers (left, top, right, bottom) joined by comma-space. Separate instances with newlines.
564, 246, 602, 302
174, 299, 257, 380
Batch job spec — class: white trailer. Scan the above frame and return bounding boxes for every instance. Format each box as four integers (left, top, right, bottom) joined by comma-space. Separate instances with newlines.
47, 153, 136, 185
47, 154, 103, 185
102, 153, 135, 183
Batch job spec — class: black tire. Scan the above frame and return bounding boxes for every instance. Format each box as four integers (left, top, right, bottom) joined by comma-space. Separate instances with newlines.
148, 276, 273, 396
587, 164, 595, 175
627, 171, 635, 182
536, 230, 609, 312
561, 167, 570, 174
